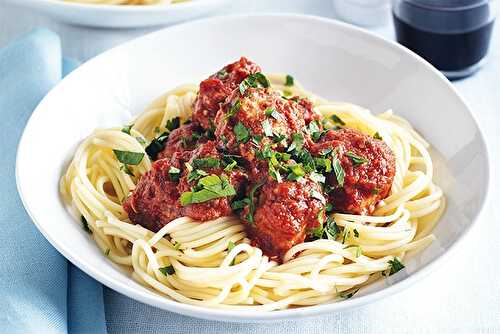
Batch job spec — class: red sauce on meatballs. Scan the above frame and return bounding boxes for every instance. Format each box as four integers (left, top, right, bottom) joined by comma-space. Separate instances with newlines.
123, 58, 396, 261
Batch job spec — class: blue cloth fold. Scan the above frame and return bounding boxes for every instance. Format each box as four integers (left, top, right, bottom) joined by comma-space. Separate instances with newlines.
0, 29, 106, 334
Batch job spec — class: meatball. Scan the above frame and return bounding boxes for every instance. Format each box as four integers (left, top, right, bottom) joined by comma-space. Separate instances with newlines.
214, 87, 312, 182
125, 141, 247, 231
123, 158, 182, 232
311, 128, 396, 215
192, 57, 261, 129
244, 180, 326, 260
158, 123, 207, 160
177, 141, 247, 221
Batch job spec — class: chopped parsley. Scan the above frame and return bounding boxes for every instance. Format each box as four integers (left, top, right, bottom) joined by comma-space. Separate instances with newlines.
232, 182, 264, 223
262, 119, 273, 137
311, 215, 339, 240
180, 174, 236, 206
145, 132, 169, 160
239, 72, 270, 95
216, 68, 228, 80
347, 151, 368, 167
339, 288, 359, 299
223, 160, 237, 172
113, 150, 144, 165
187, 169, 208, 183
353, 228, 359, 238
120, 164, 135, 177
331, 114, 346, 126
165, 117, 180, 132
309, 171, 326, 183
159, 265, 175, 276
287, 163, 305, 181
135, 136, 146, 145
265, 107, 284, 121
81, 215, 92, 234
234, 121, 250, 143
228, 241, 236, 265
385, 257, 405, 276
285, 74, 294, 87
192, 157, 220, 169
373, 132, 383, 140
168, 166, 181, 182
332, 150, 345, 187
121, 124, 134, 135
287, 133, 304, 152
226, 99, 241, 119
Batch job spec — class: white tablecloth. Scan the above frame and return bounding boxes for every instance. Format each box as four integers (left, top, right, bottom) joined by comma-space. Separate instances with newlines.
1, 1, 499, 333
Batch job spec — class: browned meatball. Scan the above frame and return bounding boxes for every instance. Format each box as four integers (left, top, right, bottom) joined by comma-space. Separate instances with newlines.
125, 141, 247, 231
214, 87, 312, 182
157, 123, 207, 160
244, 180, 326, 260
123, 158, 182, 232
192, 57, 261, 129
311, 128, 396, 215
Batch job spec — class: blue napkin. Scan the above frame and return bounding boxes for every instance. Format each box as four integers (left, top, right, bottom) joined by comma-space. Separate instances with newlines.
0, 29, 106, 334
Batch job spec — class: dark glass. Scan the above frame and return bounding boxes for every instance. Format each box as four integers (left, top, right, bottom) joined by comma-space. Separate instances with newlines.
393, 0, 496, 79
394, 14, 494, 72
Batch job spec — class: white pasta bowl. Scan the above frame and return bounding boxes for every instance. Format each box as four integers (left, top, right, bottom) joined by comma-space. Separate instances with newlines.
4, 0, 230, 28
16, 14, 489, 321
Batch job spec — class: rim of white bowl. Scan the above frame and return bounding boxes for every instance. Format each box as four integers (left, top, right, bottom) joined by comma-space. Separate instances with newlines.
23, 0, 225, 11
15, 13, 491, 322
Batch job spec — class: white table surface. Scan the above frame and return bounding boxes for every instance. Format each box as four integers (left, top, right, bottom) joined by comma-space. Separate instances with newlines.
1, 1, 499, 333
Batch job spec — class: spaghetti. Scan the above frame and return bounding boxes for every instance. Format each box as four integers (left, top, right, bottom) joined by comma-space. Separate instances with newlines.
60, 74, 444, 310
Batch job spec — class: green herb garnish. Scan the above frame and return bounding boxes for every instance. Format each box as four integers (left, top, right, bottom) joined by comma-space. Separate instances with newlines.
331, 114, 346, 126
180, 174, 236, 206
226, 99, 241, 119
285, 74, 294, 86
234, 121, 250, 143
168, 166, 181, 182
159, 265, 175, 276
121, 124, 134, 135
81, 215, 92, 234
262, 119, 273, 137
145, 132, 169, 160
192, 157, 220, 169
239, 72, 270, 95
347, 151, 368, 167
287, 133, 304, 152
166, 117, 180, 131
373, 132, 383, 140
332, 149, 345, 187
113, 150, 144, 165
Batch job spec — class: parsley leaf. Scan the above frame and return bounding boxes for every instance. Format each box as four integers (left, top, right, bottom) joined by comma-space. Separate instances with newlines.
159, 265, 175, 276
387, 257, 405, 276
239, 72, 270, 95
168, 166, 181, 182
285, 74, 294, 86
192, 157, 220, 169
121, 124, 134, 135
262, 119, 273, 137
81, 215, 92, 234
332, 149, 345, 187
347, 151, 368, 167
145, 132, 169, 160
234, 121, 250, 143
165, 117, 180, 131
331, 114, 346, 126
226, 99, 241, 119
373, 132, 383, 140
113, 150, 144, 165
287, 133, 304, 152
180, 174, 236, 206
